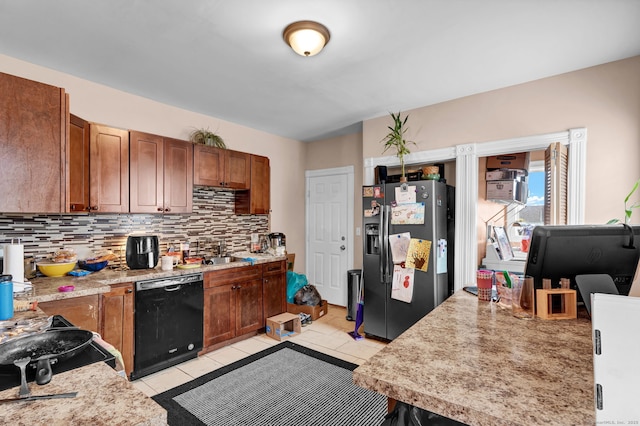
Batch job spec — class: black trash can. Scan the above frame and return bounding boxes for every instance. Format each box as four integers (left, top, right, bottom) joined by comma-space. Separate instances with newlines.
346, 269, 362, 321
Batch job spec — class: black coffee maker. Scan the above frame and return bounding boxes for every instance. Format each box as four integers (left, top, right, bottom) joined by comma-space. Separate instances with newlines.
126, 235, 159, 269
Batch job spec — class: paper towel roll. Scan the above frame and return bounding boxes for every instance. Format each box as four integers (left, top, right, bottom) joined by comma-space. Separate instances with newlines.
3, 243, 25, 284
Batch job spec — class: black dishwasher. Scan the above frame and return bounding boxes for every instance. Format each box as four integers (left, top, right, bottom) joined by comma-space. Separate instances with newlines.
131, 273, 203, 380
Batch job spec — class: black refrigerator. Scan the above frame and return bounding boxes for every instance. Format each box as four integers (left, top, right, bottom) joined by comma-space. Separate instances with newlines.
362, 180, 451, 341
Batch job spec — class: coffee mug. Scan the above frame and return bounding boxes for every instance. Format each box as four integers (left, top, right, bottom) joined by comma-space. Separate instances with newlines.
161, 255, 179, 271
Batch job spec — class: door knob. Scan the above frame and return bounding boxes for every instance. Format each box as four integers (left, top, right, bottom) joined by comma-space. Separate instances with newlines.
340, 245, 346, 251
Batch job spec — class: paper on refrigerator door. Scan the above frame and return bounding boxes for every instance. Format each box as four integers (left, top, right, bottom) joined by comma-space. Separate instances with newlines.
405, 239, 432, 272
395, 185, 416, 204
389, 232, 411, 264
436, 239, 447, 274
391, 264, 414, 303
390, 203, 425, 225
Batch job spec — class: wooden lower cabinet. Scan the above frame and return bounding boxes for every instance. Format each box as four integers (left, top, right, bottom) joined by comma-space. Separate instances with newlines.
100, 282, 134, 378
262, 260, 287, 321
39, 295, 100, 332
203, 266, 263, 348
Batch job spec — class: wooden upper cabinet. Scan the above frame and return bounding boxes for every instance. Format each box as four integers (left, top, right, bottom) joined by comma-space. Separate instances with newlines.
130, 131, 192, 213
130, 131, 163, 213
90, 124, 130, 213
67, 114, 131, 213
235, 154, 270, 215
194, 145, 250, 190
163, 137, 193, 213
69, 114, 90, 212
226, 150, 251, 189
0, 72, 69, 213
193, 145, 225, 187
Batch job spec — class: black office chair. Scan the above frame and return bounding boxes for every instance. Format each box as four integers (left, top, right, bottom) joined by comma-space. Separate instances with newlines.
575, 274, 619, 317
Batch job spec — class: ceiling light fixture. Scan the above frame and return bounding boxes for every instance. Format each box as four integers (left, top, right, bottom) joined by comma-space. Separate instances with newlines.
283, 20, 330, 57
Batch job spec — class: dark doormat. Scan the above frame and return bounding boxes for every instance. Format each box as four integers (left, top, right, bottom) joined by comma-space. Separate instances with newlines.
152, 341, 387, 426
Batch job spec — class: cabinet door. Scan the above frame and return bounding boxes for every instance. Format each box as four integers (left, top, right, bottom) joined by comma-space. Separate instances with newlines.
203, 284, 236, 347
225, 150, 251, 190
235, 154, 270, 214
235, 279, 264, 335
263, 261, 286, 321
164, 138, 193, 213
89, 124, 129, 213
39, 295, 100, 332
251, 154, 270, 214
0, 72, 68, 213
193, 145, 225, 187
130, 131, 164, 213
100, 283, 134, 377
69, 114, 90, 212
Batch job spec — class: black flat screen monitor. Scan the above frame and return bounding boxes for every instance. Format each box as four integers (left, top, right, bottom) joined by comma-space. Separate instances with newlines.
524, 224, 640, 296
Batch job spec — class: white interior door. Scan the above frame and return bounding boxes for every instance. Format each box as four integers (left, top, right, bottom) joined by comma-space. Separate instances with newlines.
305, 167, 354, 306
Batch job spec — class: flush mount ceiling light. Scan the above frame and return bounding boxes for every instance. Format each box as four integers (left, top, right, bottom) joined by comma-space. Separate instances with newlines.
283, 20, 330, 57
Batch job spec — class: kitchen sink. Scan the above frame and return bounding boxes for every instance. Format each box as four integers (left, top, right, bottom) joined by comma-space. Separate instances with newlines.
208, 256, 237, 265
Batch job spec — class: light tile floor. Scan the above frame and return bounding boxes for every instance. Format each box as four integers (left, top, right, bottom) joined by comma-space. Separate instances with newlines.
131, 305, 387, 397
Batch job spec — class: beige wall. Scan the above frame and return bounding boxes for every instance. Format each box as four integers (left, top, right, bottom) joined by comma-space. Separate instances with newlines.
306, 132, 364, 269
363, 56, 640, 226
359, 56, 640, 295
0, 54, 308, 269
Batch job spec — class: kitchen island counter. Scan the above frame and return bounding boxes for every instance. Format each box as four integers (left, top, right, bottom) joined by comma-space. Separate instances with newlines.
19, 253, 286, 303
0, 361, 167, 425
352, 290, 594, 425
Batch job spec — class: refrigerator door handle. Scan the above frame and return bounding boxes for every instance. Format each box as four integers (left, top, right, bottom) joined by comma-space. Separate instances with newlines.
382, 205, 391, 283
379, 204, 385, 282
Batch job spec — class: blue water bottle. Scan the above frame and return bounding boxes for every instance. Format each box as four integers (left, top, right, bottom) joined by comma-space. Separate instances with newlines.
0, 274, 13, 320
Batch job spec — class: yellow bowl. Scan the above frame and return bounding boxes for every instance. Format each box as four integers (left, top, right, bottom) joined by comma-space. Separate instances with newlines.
37, 261, 77, 277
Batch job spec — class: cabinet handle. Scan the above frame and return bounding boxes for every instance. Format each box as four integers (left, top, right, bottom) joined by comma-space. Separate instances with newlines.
157, 207, 164, 212
165, 208, 171, 212
264, 279, 269, 283
126, 288, 133, 294
91, 206, 99, 211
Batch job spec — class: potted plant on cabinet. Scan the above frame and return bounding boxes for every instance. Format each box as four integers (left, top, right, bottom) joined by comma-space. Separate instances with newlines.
381, 111, 415, 182
189, 127, 226, 149
607, 178, 640, 224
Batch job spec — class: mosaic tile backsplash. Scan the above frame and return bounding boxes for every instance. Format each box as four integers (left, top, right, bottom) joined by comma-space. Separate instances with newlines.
0, 188, 269, 268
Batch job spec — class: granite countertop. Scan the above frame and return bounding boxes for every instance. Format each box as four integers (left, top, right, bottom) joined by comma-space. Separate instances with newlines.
353, 290, 595, 426
17, 252, 285, 303
0, 362, 166, 425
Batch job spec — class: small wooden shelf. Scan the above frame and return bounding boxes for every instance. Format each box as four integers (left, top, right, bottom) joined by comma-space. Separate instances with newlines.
536, 289, 577, 320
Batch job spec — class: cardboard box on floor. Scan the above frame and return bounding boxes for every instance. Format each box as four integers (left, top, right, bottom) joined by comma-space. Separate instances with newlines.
266, 313, 301, 341
287, 300, 328, 321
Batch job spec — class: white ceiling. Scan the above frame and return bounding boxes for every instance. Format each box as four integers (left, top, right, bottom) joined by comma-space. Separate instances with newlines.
1, 0, 639, 142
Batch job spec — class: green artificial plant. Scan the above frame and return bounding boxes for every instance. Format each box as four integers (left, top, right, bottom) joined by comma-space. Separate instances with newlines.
381, 111, 416, 181
607, 178, 640, 224
189, 127, 226, 148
